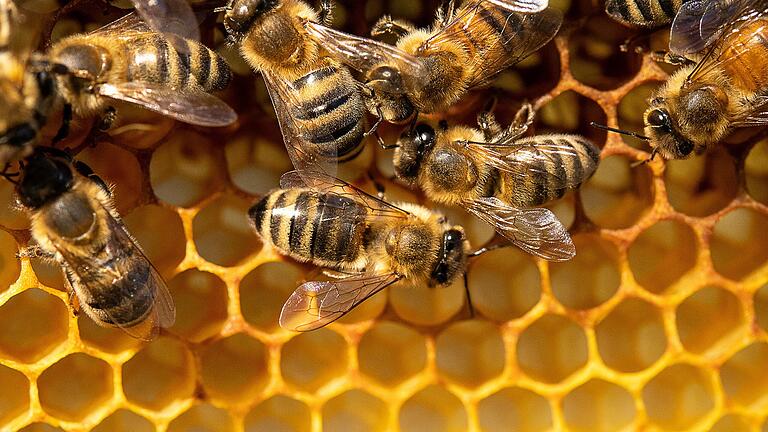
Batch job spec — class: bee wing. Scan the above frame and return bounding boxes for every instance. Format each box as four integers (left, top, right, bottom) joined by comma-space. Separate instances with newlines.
261, 70, 340, 179
484, 0, 549, 13
89, 11, 153, 35
732, 96, 768, 127
304, 21, 429, 87
670, 0, 760, 55
280, 272, 403, 331
129, 0, 199, 41
280, 169, 411, 219
97, 82, 237, 127
422, 3, 561, 88
466, 197, 575, 261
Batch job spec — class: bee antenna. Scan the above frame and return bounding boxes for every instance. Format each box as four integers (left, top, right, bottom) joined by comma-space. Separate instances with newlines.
590, 122, 650, 141
213, 6, 228, 13
463, 273, 475, 319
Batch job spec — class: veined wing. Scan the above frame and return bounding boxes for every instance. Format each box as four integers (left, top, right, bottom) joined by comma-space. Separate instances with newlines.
670, 0, 764, 55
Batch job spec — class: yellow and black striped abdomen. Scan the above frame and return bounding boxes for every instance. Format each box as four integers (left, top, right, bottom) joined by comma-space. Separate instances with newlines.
248, 188, 368, 267
123, 34, 231, 92
290, 63, 367, 164
502, 135, 600, 208
605, 0, 684, 28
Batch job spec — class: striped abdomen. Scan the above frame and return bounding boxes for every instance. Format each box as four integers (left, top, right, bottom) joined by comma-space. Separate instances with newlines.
605, 0, 684, 28
123, 34, 231, 91
290, 62, 367, 164
500, 135, 600, 207
719, 18, 768, 93
249, 188, 368, 267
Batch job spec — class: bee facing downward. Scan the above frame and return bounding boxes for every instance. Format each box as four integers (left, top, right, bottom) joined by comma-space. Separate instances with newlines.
249, 170, 469, 331
394, 103, 599, 261
11, 148, 174, 340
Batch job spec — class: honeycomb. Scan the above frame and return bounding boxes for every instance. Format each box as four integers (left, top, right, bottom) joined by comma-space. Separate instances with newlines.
1, 0, 767, 430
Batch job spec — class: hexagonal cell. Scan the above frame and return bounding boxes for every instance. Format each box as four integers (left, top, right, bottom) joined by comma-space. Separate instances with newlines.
244, 395, 311, 432
38, 353, 113, 422
0, 364, 29, 425
467, 247, 540, 321
225, 131, 293, 196
721, 342, 768, 407
477, 387, 552, 432
746, 138, 768, 205
617, 82, 664, 151
358, 321, 427, 387
150, 129, 224, 207
496, 40, 560, 100
666, 148, 739, 217
389, 277, 465, 326
200, 333, 269, 405
168, 269, 228, 342
241, 262, 303, 332
628, 220, 698, 294
677, 286, 744, 355
568, 14, 641, 90
77, 141, 143, 213
17, 423, 65, 432
124, 205, 185, 278
517, 314, 588, 383
78, 314, 142, 354
0, 288, 68, 363
709, 414, 751, 432
399, 385, 467, 432
582, 155, 654, 229
643, 363, 715, 430
562, 379, 636, 432
122, 336, 196, 410
30, 259, 64, 292
755, 285, 768, 333
0, 230, 20, 294
0, 181, 30, 230
596, 298, 666, 373
435, 320, 505, 388
92, 409, 154, 432
281, 329, 348, 392
167, 403, 234, 432
551, 234, 620, 310
535, 91, 607, 145
322, 389, 389, 432
710, 208, 768, 280
192, 194, 262, 267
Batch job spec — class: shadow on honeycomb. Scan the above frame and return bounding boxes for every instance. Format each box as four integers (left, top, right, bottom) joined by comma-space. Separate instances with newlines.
1, 0, 768, 431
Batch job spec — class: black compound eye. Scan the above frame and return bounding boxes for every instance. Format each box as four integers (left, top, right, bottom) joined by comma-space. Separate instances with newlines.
413, 124, 436, 155
677, 139, 694, 156
647, 109, 669, 129
443, 229, 462, 253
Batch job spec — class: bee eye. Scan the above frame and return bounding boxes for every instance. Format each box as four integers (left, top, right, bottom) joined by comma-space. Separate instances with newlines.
647, 109, 670, 129
413, 124, 435, 155
677, 139, 694, 156
443, 229, 462, 252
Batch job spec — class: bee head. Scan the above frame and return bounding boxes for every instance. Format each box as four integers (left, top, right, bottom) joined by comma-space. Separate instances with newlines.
223, 0, 278, 41
430, 227, 468, 287
644, 104, 695, 160
16, 149, 73, 209
393, 123, 436, 181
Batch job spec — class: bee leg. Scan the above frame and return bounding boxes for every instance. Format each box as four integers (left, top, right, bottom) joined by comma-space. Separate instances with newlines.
16, 245, 53, 260
62, 270, 81, 317
649, 50, 695, 66
97, 106, 117, 131
477, 103, 503, 141
364, 105, 392, 149
317, 0, 333, 26
463, 274, 475, 318
51, 103, 73, 143
371, 15, 416, 39
367, 171, 387, 200
435, 0, 457, 28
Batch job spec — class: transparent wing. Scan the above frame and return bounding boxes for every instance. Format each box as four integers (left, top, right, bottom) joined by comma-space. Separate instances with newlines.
55, 206, 175, 340
485, 0, 549, 13
304, 21, 429, 89
280, 170, 411, 219
422, 3, 561, 88
280, 272, 402, 331
732, 96, 768, 127
261, 70, 339, 179
130, 0, 199, 41
466, 197, 575, 261
670, 0, 761, 55
89, 11, 152, 36
98, 82, 237, 127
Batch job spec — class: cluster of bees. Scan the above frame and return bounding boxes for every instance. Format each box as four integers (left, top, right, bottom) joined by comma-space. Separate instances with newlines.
0, 0, 764, 338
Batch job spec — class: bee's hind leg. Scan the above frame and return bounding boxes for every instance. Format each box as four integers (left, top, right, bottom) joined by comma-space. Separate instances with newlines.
371, 16, 416, 39
16, 245, 54, 260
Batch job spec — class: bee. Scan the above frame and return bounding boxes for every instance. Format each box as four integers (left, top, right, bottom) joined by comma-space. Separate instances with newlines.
601, 0, 768, 160
394, 102, 598, 261
220, 0, 372, 178
303, 0, 561, 123
605, 0, 689, 28
248, 170, 471, 331
11, 147, 174, 340
0, 0, 237, 166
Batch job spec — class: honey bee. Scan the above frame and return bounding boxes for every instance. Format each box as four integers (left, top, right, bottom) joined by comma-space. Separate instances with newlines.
0, 0, 236, 166
603, 0, 768, 160
11, 147, 174, 340
394, 103, 598, 261
605, 0, 689, 28
221, 0, 372, 178
248, 170, 471, 331
303, 0, 561, 123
